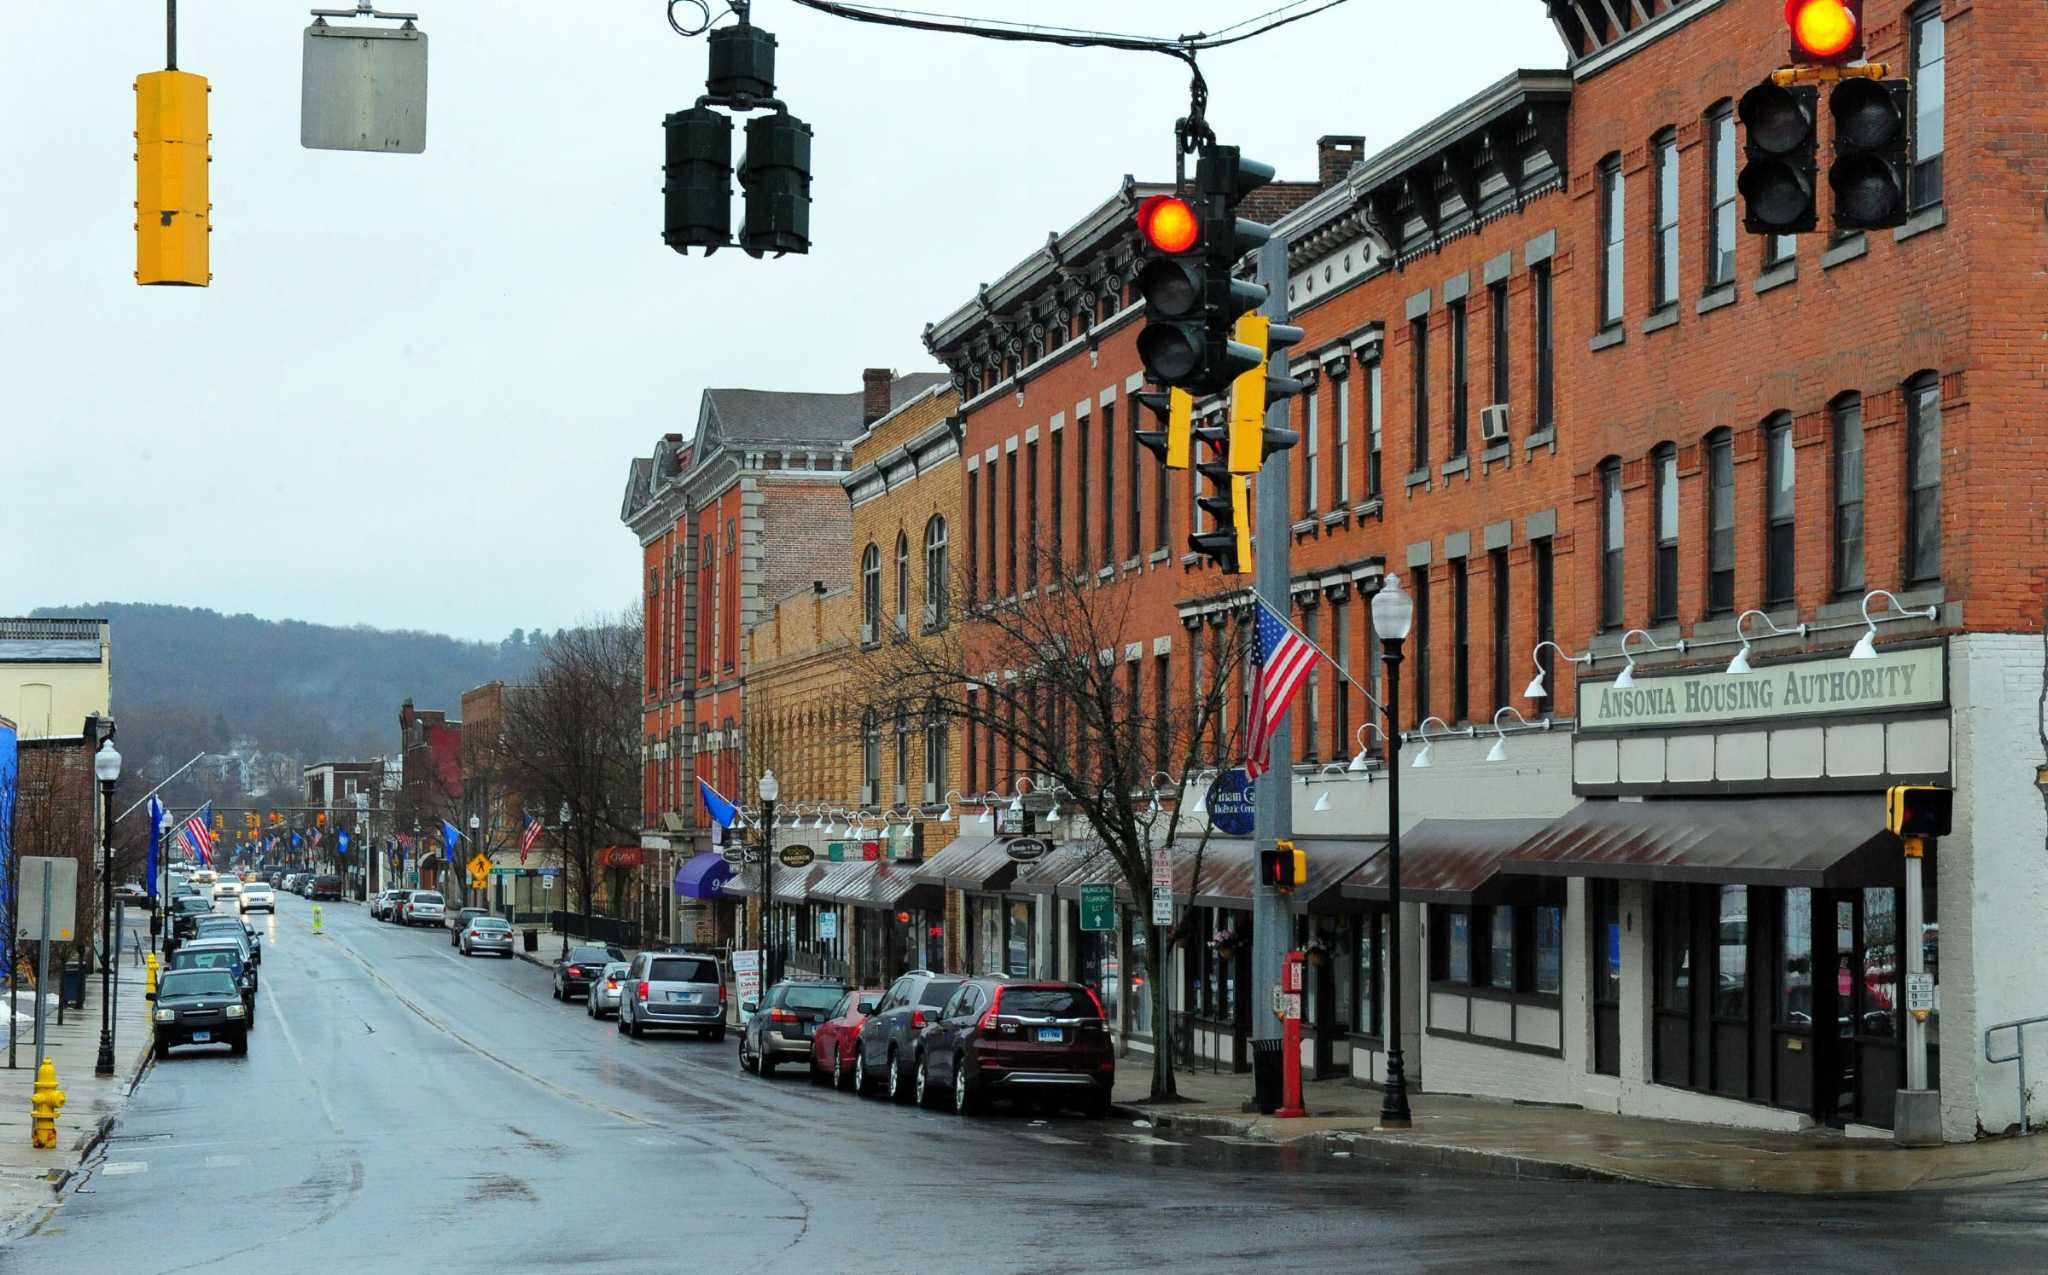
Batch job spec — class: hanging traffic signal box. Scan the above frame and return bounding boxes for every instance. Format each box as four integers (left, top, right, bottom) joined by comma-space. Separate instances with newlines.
1226, 314, 1304, 475
664, 106, 733, 254
1135, 144, 1277, 397
1885, 786, 1952, 839
1738, 81, 1819, 234
1189, 421, 1251, 575
1829, 78, 1911, 230
1133, 388, 1194, 470
134, 70, 211, 286
737, 111, 812, 258
1786, 0, 1863, 67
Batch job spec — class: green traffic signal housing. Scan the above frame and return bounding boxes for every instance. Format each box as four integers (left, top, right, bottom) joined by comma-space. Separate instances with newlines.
1134, 142, 1281, 397
664, 106, 733, 254
1829, 78, 1911, 231
1189, 421, 1252, 575
738, 111, 812, 258
1737, 80, 1819, 235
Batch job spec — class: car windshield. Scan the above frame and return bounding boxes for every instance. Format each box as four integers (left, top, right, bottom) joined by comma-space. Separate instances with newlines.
470, 918, 509, 931
650, 958, 717, 984
999, 988, 1098, 1019
779, 984, 846, 1012
412, 892, 442, 905
161, 971, 238, 999
918, 980, 963, 1007
567, 948, 613, 965
173, 950, 239, 972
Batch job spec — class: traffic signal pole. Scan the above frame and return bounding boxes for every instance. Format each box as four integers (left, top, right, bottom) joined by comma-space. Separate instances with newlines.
1250, 234, 1294, 1112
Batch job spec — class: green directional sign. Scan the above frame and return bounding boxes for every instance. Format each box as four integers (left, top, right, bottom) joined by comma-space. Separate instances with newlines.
1080, 882, 1116, 932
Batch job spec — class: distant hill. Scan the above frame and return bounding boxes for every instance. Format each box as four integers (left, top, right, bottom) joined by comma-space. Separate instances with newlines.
29, 603, 547, 768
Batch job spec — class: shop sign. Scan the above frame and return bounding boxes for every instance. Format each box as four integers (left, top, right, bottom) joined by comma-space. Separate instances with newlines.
720, 846, 748, 865
599, 846, 645, 868
1207, 767, 1255, 836
1079, 883, 1115, 932
1005, 837, 1052, 863
826, 841, 847, 862
996, 806, 1027, 837
1580, 644, 1942, 731
733, 950, 762, 1008
818, 911, 838, 941
778, 844, 816, 868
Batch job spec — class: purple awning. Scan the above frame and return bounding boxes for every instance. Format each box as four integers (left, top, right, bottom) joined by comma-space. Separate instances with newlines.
673, 853, 734, 900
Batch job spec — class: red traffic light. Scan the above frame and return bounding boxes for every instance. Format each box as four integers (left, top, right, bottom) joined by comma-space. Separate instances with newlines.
1785, 0, 1860, 64
1136, 194, 1199, 255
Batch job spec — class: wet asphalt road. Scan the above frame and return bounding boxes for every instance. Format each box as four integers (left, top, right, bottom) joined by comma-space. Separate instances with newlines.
6, 895, 2047, 1275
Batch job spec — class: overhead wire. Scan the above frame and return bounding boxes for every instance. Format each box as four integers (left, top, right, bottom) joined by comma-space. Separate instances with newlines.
783, 0, 1356, 55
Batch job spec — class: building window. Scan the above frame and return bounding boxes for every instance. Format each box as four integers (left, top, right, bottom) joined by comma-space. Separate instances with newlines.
1413, 572, 1432, 721
1831, 395, 1865, 595
1332, 594, 1351, 760
1004, 452, 1017, 595
1910, 7, 1945, 211
1334, 369, 1352, 507
1489, 907, 1516, 991
1302, 605, 1320, 760
861, 543, 880, 641
861, 709, 880, 798
985, 455, 999, 598
1101, 399, 1117, 570
924, 704, 947, 800
1026, 438, 1040, 590
965, 470, 978, 602
1154, 654, 1170, 774
1705, 429, 1735, 614
1765, 231, 1796, 269
1906, 372, 1943, 582
1598, 155, 1624, 327
1706, 104, 1736, 289
895, 531, 909, 634
1050, 430, 1064, 570
1764, 415, 1795, 605
1651, 443, 1679, 623
1447, 298, 1469, 457
1652, 129, 1679, 310
1303, 386, 1320, 516
1488, 281, 1509, 413
1153, 421, 1169, 553
1410, 317, 1430, 470
1490, 548, 1510, 715
1450, 559, 1469, 723
1533, 262, 1554, 432
1128, 416, 1144, 559
1532, 536, 1554, 716
924, 515, 949, 629
1365, 355, 1384, 498
894, 709, 909, 795
1075, 414, 1091, 572
1599, 458, 1624, 629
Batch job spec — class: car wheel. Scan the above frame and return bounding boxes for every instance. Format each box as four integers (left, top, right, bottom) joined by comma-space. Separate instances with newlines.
228, 1030, 248, 1056
915, 1055, 934, 1108
759, 1052, 776, 1078
552, 978, 562, 1001
953, 1062, 979, 1116
628, 1010, 645, 1039
616, 1007, 628, 1035
739, 1037, 755, 1073
887, 1048, 911, 1105
852, 1050, 871, 1096
1081, 1091, 1112, 1120
836, 1047, 853, 1091
154, 1037, 170, 1061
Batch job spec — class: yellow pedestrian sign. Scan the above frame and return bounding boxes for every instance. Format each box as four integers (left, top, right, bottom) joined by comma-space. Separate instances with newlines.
468, 853, 491, 890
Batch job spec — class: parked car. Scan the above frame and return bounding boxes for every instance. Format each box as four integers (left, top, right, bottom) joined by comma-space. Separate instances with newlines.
552, 945, 626, 1001
151, 968, 249, 1058
114, 882, 154, 911
851, 970, 964, 1102
238, 883, 276, 914
809, 986, 887, 1089
190, 869, 218, 887
280, 873, 303, 894
399, 891, 445, 927
914, 978, 1113, 1116
584, 961, 629, 1019
189, 917, 260, 979
741, 980, 849, 1077
458, 915, 514, 958
616, 950, 725, 1040
372, 889, 412, 921
447, 907, 493, 945
167, 893, 216, 943
309, 876, 343, 901
167, 939, 257, 1022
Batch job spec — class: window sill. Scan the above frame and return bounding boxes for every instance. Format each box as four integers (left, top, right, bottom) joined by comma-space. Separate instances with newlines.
1480, 441, 1512, 472
1321, 509, 1349, 529
1523, 428, 1555, 459
1895, 204, 1946, 242
1291, 518, 1319, 539
1428, 980, 1563, 1010
1403, 469, 1431, 493
1095, 567, 1115, 583
1588, 325, 1626, 352
1147, 547, 1170, 565
1754, 260, 1797, 294
1641, 304, 1679, 336
1353, 497, 1385, 523
1441, 456, 1469, 479
1820, 233, 1868, 270
1123, 555, 1142, 573
1346, 1032, 1386, 1051
1695, 284, 1736, 316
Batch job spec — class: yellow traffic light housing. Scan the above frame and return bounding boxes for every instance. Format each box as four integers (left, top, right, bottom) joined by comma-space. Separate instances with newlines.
134, 70, 211, 286
1134, 389, 1195, 470
1885, 785, 1951, 839
1225, 314, 1305, 475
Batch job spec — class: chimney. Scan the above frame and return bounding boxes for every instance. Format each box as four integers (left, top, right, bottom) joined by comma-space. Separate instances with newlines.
1317, 134, 1365, 188
862, 367, 893, 424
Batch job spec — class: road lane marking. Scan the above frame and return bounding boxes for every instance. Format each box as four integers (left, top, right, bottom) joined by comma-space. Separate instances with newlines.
203, 1154, 245, 1168
1107, 1134, 1186, 1147
1021, 1132, 1083, 1146
1204, 1135, 1276, 1147
102, 1161, 147, 1175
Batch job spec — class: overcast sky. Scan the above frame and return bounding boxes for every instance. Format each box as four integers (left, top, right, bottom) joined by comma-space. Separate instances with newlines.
2, 1, 1560, 642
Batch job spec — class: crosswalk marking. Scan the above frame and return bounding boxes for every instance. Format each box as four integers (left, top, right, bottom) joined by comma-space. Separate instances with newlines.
1107, 1133, 1186, 1147
1021, 1132, 1083, 1146
102, 1161, 148, 1176
203, 1154, 245, 1168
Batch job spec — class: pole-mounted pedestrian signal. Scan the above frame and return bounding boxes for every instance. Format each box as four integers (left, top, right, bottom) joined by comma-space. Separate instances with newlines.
1829, 77, 1911, 230
1738, 80, 1819, 234
1885, 785, 1952, 838
1786, 0, 1862, 67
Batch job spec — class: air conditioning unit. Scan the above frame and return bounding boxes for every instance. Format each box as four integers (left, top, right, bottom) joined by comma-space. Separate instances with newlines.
893, 783, 908, 805
922, 602, 939, 628
859, 782, 875, 806
923, 782, 938, 804
893, 614, 908, 636
1479, 404, 1510, 443
859, 621, 875, 644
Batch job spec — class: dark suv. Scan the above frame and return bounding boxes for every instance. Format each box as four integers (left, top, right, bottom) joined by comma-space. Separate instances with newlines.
308, 876, 343, 901
912, 978, 1114, 1117
851, 970, 964, 1103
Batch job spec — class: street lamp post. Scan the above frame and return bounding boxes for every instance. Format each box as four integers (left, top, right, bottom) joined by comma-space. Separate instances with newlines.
156, 807, 174, 955
468, 814, 481, 909
558, 801, 572, 960
758, 771, 778, 986
1370, 572, 1415, 1129
94, 739, 121, 1078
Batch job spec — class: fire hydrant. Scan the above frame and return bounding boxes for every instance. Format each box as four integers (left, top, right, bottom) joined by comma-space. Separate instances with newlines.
30, 1057, 65, 1149
311, 904, 323, 933
144, 952, 159, 998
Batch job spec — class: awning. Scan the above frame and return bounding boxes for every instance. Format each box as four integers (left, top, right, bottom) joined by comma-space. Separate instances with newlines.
810, 858, 944, 911
1024, 837, 1380, 912
1343, 819, 1557, 906
1505, 796, 1904, 888
772, 864, 827, 905
909, 836, 1020, 893
673, 853, 734, 900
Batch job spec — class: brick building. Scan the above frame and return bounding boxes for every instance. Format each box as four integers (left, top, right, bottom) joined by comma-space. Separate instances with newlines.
395, 698, 461, 892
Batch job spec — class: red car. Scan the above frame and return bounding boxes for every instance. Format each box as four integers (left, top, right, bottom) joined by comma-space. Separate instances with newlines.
810, 986, 887, 1090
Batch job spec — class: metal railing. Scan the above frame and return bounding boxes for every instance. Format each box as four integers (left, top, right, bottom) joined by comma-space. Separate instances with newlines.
1984, 1013, 2048, 1134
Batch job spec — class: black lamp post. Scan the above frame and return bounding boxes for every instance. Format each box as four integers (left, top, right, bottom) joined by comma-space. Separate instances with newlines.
94, 738, 121, 1078
1370, 572, 1414, 1129
759, 771, 779, 986
558, 801, 573, 960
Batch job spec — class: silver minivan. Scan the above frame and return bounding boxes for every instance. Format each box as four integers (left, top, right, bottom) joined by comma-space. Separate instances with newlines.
617, 951, 725, 1041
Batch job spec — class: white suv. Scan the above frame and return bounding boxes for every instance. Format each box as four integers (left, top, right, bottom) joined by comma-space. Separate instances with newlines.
238, 883, 276, 914
212, 879, 242, 901
401, 891, 445, 926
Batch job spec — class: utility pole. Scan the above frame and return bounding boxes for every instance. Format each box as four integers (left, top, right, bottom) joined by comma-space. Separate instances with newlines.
1249, 233, 1292, 1109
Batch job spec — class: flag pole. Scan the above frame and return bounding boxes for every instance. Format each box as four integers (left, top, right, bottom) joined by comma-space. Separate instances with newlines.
1246, 587, 1391, 722
115, 751, 207, 823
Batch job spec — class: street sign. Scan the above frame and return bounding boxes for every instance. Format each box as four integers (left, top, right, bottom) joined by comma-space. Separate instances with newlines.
468, 853, 491, 879
818, 910, 838, 941
1080, 883, 1115, 932
17, 858, 78, 942
488, 867, 530, 877
1005, 837, 1052, 863
721, 847, 747, 865
1151, 884, 1174, 926
732, 950, 762, 1009
778, 844, 815, 868
1207, 767, 1256, 836
1906, 972, 1935, 1020
301, 16, 428, 153
541, 873, 555, 892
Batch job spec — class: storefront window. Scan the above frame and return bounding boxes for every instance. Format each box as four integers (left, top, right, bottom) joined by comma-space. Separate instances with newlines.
972, 897, 1002, 976
1004, 899, 1034, 976
1074, 903, 1117, 1025
1655, 886, 1691, 1011
1188, 907, 1243, 1023
1780, 887, 1812, 1027
1533, 906, 1562, 994
1126, 916, 1153, 1037
1488, 907, 1515, 990
1446, 910, 1470, 983
1714, 885, 1748, 1020
1861, 887, 1898, 1039
1354, 912, 1382, 1037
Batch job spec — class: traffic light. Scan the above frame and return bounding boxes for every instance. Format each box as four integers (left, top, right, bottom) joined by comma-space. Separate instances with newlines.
1886, 786, 1952, 838
1259, 840, 1307, 890
1134, 194, 1208, 387
134, 69, 210, 286
1135, 144, 1278, 396
663, 107, 733, 254
737, 111, 813, 258
1737, 81, 1819, 235
1189, 422, 1251, 575
1225, 314, 1304, 475
316, 812, 327, 826
1786, 0, 1863, 67
1829, 78, 1911, 230
1133, 388, 1194, 470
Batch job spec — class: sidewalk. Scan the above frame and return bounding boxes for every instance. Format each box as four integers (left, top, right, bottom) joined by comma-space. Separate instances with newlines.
0, 923, 157, 1234
1111, 1064, 2048, 1193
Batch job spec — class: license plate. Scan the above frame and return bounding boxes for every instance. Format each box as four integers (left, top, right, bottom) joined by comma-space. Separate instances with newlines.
789, 1023, 809, 1037
1036, 1028, 1063, 1043
193, 1031, 212, 1043
668, 991, 691, 1003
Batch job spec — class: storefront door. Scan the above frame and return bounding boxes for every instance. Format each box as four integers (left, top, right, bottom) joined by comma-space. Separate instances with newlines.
1819, 887, 1907, 1128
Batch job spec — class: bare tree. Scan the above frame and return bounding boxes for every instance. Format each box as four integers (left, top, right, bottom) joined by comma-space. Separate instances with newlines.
497, 608, 643, 932
863, 545, 1249, 1101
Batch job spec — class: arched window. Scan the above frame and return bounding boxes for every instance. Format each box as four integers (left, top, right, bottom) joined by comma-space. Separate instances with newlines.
861, 709, 880, 801
1704, 429, 1735, 614
1599, 457, 1624, 629
1904, 371, 1942, 583
894, 532, 910, 635
1651, 443, 1678, 623
860, 543, 880, 641
923, 515, 949, 629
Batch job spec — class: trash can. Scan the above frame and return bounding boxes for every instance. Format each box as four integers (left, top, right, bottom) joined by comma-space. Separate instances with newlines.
1250, 1038, 1284, 1115
523, 928, 538, 953
61, 961, 88, 1009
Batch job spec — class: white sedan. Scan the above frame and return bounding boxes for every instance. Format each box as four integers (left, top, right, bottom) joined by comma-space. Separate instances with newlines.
238, 884, 276, 913
211, 879, 242, 901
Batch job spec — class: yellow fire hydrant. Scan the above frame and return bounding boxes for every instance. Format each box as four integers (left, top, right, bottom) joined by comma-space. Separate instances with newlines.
145, 952, 159, 998
30, 1057, 65, 1149
311, 904, 323, 933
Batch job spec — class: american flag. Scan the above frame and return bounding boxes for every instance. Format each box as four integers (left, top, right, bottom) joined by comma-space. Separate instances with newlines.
1246, 598, 1321, 780
518, 815, 543, 864
178, 803, 216, 867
